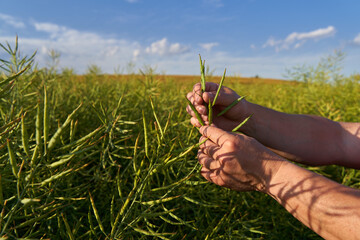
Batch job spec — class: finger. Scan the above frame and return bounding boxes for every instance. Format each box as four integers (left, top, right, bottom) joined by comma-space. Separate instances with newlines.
199, 135, 208, 145
186, 92, 193, 103
206, 83, 242, 107
190, 117, 203, 128
199, 165, 214, 183
202, 91, 215, 104
187, 109, 209, 126
186, 105, 192, 115
199, 140, 223, 161
205, 82, 220, 92
192, 83, 203, 103
197, 150, 222, 170
199, 126, 235, 147
195, 82, 218, 104
186, 105, 199, 117
196, 105, 207, 115
198, 135, 216, 150
202, 82, 219, 104
187, 107, 206, 123
200, 166, 223, 184
186, 92, 197, 106
187, 92, 207, 115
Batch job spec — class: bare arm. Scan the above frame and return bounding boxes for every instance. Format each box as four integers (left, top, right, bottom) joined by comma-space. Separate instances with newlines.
197, 126, 360, 240
267, 160, 360, 240
241, 102, 360, 168
186, 82, 360, 168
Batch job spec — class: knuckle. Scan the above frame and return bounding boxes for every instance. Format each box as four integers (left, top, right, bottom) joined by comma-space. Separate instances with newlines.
193, 83, 201, 91
199, 137, 207, 145
223, 139, 237, 150
218, 180, 226, 187
191, 118, 200, 127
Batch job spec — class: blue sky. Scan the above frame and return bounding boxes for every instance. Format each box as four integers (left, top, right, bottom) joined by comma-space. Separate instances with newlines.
1, 0, 360, 79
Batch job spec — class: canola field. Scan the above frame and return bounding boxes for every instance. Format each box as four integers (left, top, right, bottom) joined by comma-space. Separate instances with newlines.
1, 41, 359, 239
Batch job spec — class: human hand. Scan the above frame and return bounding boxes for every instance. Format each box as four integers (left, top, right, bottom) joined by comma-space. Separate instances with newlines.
186, 82, 250, 131
197, 126, 285, 192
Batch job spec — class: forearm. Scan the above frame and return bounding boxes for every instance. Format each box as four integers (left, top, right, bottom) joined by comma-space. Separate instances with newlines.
266, 161, 360, 240
241, 101, 348, 166
338, 122, 360, 168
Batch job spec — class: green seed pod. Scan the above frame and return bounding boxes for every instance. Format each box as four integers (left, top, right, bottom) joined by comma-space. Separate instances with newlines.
217, 96, 245, 117
7, 139, 18, 178
208, 98, 213, 125
232, 114, 253, 132
43, 86, 49, 154
47, 103, 82, 153
35, 103, 42, 155
199, 54, 206, 92
186, 97, 205, 126
213, 68, 226, 106
21, 114, 30, 157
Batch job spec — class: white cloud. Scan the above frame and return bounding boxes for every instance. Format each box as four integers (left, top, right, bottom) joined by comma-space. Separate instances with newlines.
0, 13, 25, 28
2, 17, 358, 78
353, 33, 360, 45
34, 22, 63, 33
285, 26, 335, 42
33, 22, 67, 38
199, 42, 219, 51
0, 21, 142, 73
262, 37, 282, 48
133, 49, 140, 60
0, 20, 192, 74
125, 0, 138, 3
144, 38, 189, 56
263, 26, 336, 51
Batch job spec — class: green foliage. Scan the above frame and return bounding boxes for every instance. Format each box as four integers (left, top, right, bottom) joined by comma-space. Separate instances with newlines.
86, 64, 102, 76
0, 38, 359, 239
285, 50, 345, 84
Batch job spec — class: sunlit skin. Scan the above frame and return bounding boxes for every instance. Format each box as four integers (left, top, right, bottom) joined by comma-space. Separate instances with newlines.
186, 82, 360, 240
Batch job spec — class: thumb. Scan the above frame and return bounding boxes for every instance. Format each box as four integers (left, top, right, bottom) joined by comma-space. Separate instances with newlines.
199, 126, 233, 147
